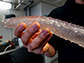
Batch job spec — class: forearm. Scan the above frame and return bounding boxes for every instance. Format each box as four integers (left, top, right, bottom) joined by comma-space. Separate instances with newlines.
44, 44, 56, 58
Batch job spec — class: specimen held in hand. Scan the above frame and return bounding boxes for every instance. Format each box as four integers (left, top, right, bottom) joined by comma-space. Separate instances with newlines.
1, 16, 84, 48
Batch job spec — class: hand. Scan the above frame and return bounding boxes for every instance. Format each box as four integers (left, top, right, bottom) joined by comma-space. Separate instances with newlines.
14, 22, 53, 54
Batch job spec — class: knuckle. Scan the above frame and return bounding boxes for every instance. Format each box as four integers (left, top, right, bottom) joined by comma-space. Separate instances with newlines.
34, 49, 42, 54
34, 51, 39, 54
28, 49, 32, 52
32, 42, 38, 47
21, 37, 25, 43
28, 44, 35, 52
29, 44, 35, 50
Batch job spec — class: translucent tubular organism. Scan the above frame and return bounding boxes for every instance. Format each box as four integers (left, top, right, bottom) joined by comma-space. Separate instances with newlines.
1, 16, 84, 48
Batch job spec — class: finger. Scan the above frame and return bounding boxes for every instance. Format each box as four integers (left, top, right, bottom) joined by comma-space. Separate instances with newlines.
41, 43, 50, 54
30, 33, 52, 54
40, 32, 53, 47
28, 28, 51, 51
31, 30, 41, 39
21, 22, 40, 45
31, 46, 42, 54
14, 22, 27, 38
28, 43, 49, 54
28, 30, 41, 44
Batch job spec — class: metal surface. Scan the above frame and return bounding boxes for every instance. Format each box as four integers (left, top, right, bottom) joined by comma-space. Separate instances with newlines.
1, 0, 66, 6
0, 0, 66, 10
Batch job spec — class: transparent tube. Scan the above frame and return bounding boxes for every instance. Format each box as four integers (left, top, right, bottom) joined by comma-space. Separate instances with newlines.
1, 16, 84, 48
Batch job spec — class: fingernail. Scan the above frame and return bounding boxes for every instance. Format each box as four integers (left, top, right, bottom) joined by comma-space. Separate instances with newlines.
19, 24, 24, 29
33, 24, 38, 30
43, 30, 49, 35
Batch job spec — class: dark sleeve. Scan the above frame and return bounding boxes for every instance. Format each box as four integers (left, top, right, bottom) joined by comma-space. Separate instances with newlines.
48, 8, 71, 50
10, 47, 43, 63
48, 7, 65, 19
48, 8, 60, 19
48, 9, 60, 50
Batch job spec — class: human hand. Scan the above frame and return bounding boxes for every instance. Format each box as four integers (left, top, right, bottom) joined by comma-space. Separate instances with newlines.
14, 22, 53, 54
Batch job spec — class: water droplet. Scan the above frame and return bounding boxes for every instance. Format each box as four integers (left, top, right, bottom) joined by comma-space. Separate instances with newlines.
41, 19, 45, 22
55, 21, 58, 24
65, 38, 68, 41
50, 20, 54, 24
7, 20, 9, 22
75, 30, 78, 33
58, 25, 60, 27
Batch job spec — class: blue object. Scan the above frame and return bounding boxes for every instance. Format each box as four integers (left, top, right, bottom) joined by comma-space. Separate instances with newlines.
3, 42, 7, 45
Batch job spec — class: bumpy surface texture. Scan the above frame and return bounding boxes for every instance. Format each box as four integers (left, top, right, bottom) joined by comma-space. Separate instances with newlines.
1, 16, 84, 48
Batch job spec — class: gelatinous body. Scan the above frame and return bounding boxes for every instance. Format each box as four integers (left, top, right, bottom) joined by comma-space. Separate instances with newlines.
1, 16, 84, 48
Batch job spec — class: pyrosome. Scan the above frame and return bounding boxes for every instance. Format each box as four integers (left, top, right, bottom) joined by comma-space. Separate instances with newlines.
1, 16, 84, 48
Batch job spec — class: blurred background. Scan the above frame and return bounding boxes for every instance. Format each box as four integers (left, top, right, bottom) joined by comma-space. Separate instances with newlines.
0, 0, 66, 63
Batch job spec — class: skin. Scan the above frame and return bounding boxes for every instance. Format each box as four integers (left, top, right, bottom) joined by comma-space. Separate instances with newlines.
75, 0, 84, 4
14, 0, 84, 58
14, 22, 56, 57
